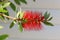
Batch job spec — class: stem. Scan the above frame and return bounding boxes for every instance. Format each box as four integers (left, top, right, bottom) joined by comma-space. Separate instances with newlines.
0, 13, 16, 20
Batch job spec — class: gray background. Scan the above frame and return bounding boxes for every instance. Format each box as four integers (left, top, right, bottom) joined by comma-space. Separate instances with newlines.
0, 0, 60, 40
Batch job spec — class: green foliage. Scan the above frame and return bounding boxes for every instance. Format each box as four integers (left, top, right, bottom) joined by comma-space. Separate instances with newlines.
43, 21, 54, 26
44, 11, 53, 21
4, 8, 9, 20
0, 0, 9, 4
3, 8, 9, 16
9, 21, 15, 29
16, 9, 24, 19
0, 34, 8, 40
14, 0, 27, 5
43, 11, 54, 26
1, 2, 10, 8
0, 1, 10, 10
16, 10, 23, 32
44, 11, 50, 20
14, 0, 21, 5
48, 17, 53, 21
0, 8, 8, 13
0, 7, 9, 20
9, 0, 27, 11
10, 2, 16, 11
18, 22, 23, 32
20, 0, 27, 4
0, 1, 10, 20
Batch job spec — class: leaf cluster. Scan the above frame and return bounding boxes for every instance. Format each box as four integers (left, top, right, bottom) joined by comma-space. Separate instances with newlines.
43, 11, 54, 26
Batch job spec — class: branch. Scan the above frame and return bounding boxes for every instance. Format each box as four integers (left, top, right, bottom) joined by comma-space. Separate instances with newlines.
0, 13, 16, 20
0, 13, 41, 22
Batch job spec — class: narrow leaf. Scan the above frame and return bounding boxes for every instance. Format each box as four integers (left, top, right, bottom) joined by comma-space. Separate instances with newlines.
0, 8, 8, 13
43, 21, 54, 26
4, 8, 9, 20
9, 21, 15, 29
20, 0, 27, 4
47, 13, 50, 19
3, 8, 9, 16
10, 2, 16, 11
16, 10, 20, 18
44, 11, 50, 20
0, 34, 8, 40
2, 2, 10, 8
48, 17, 53, 21
18, 22, 23, 32
20, 12, 24, 19
44, 11, 48, 19
14, 0, 21, 5
17, 10, 24, 19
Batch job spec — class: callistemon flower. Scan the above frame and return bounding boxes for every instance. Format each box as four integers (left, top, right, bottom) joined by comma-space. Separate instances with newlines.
22, 11, 44, 31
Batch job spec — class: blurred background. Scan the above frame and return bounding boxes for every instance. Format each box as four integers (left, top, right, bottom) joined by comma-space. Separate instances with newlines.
0, 0, 60, 40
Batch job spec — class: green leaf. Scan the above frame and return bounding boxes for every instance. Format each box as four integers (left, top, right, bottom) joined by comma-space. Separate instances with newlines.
9, 21, 15, 29
4, 8, 9, 20
48, 17, 53, 21
14, 0, 21, 5
43, 21, 54, 26
0, 8, 8, 13
17, 10, 24, 19
2, 2, 10, 8
20, 12, 24, 19
47, 13, 50, 19
0, 34, 8, 40
44, 11, 48, 19
44, 11, 50, 20
3, 8, 9, 16
20, 0, 27, 4
10, 2, 16, 11
18, 22, 23, 32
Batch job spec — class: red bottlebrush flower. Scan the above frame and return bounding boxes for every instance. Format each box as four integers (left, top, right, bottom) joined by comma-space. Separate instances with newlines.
23, 11, 33, 20
22, 11, 44, 31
